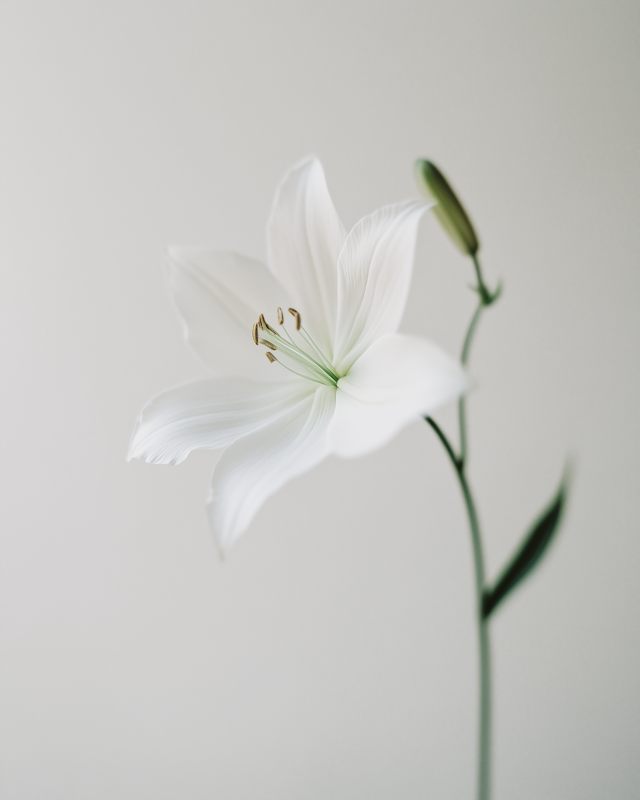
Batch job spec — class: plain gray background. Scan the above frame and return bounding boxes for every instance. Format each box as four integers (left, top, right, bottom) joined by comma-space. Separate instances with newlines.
1, 1, 639, 798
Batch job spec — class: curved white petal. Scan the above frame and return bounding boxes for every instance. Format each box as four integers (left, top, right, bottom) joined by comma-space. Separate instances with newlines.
208, 384, 336, 553
128, 377, 312, 465
267, 157, 346, 356
167, 248, 291, 380
328, 333, 468, 458
333, 200, 432, 374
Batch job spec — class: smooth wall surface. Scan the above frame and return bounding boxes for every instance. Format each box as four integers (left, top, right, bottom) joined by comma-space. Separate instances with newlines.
1, 2, 639, 798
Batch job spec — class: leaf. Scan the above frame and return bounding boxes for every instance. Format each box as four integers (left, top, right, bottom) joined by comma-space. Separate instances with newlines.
482, 468, 570, 618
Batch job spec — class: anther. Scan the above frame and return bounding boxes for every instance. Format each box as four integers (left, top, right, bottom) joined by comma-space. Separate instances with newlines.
288, 307, 301, 331
258, 338, 276, 351
277, 307, 284, 325
252, 323, 259, 345
265, 352, 276, 363
258, 313, 277, 334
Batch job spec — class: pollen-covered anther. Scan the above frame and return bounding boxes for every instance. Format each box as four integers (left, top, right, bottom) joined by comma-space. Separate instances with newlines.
288, 307, 302, 331
251, 306, 338, 386
258, 313, 277, 334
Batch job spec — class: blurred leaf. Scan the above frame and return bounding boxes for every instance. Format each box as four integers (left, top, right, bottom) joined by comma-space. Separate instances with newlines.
483, 469, 570, 618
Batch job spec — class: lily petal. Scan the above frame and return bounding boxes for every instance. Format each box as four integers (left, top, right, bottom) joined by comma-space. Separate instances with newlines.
208, 384, 337, 553
128, 377, 312, 465
328, 333, 468, 458
333, 200, 432, 374
267, 157, 346, 356
167, 248, 290, 380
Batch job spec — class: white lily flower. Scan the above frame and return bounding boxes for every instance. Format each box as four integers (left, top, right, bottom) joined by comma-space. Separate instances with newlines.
129, 158, 469, 553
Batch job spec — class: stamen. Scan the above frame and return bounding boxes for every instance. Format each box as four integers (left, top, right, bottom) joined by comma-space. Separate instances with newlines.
280, 324, 295, 345
299, 326, 334, 372
288, 308, 301, 330
250, 308, 339, 386
267, 354, 330, 385
269, 323, 339, 383
258, 313, 277, 334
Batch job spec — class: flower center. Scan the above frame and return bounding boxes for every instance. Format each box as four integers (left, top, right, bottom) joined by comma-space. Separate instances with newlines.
251, 307, 339, 387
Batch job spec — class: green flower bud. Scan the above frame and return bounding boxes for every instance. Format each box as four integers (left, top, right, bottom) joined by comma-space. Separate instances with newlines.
414, 159, 479, 256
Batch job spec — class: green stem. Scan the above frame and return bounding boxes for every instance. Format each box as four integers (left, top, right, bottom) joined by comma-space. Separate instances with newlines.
425, 251, 498, 797
461, 300, 483, 366
459, 251, 495, 467
472, 253, 495, 306
425, 416, 491, 800
471, 253, 484, 294
458, 300, 483, 467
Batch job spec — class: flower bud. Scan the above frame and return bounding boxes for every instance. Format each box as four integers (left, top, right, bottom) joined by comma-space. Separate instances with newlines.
414, 160, 479, 256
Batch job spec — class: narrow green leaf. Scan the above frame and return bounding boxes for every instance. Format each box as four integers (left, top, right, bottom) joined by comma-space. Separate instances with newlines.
483, 469, 570, 618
